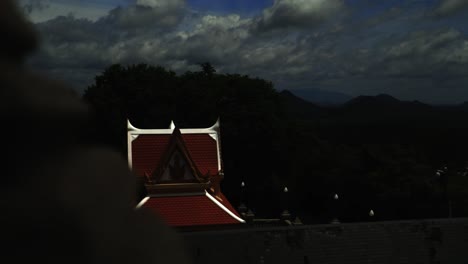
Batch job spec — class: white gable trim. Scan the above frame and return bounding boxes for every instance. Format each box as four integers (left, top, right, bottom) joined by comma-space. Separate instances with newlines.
127, 119, 135, 169
135, 196, 150, 209
134, 193, 246, 223
205, 191, 245, 223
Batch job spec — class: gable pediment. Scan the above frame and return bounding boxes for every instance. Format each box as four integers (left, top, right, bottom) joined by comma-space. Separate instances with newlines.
146, 127, 211, 194
159, 149, 197, 183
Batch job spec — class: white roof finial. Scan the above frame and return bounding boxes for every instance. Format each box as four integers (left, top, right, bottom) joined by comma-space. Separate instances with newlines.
208, 117, 220, 130
127, 119, 140, 131
334, 193, 339, 200
241, 181, 245, 187
284, 187, 288, 193
169, 120, 175, 130
369, 209, 375, 217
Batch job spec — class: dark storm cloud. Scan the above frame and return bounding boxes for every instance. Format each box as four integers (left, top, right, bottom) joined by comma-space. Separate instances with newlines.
434, 0, 468, 17
27, 0, 188, 87
24, 0, 468, 103
361, 7, 404, 28
103, 0, 186, 30
28, 0, 344, 90
169, 14, 253, 67
298, 26, 468, 104
39, 15, 102, 43
21, 0, 50, 14
252, 0, 345, 32
250, 8, 468, 103
373, 29, 468, 78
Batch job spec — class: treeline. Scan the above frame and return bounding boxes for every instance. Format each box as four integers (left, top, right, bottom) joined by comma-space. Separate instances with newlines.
83, 63, 468, 223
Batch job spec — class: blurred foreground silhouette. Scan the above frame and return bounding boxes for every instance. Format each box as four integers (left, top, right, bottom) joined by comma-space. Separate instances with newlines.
0, 1, 189, 263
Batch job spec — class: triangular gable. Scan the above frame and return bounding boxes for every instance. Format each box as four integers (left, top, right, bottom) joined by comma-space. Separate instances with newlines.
150, 127, 209, 184
159, 149, 196, 182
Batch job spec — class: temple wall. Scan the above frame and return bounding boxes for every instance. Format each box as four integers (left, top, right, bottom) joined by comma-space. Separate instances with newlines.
182, 218, 468, 264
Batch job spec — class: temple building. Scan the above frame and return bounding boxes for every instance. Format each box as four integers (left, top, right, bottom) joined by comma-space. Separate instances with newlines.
127, 119, 245, 229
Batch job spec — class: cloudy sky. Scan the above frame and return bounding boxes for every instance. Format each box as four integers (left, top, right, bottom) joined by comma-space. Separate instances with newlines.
18, 0, 468, 104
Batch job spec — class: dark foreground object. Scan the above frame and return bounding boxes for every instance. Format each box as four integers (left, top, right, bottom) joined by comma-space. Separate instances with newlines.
0, 1, 188, 263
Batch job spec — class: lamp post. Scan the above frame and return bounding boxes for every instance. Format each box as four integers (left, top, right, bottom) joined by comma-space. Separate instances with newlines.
238, 181, 247, 217
436, 166, 451, 218
368, 209, 375, 221
281, 186, 291, 222
331, 193, 340, 224
241, 181, 246, 200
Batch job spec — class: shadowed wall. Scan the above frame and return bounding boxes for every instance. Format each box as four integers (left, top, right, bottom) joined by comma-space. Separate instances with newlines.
184, 218, 468, 264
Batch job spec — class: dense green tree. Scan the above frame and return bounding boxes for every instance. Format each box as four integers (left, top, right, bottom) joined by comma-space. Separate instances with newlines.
83, 63, 468, 223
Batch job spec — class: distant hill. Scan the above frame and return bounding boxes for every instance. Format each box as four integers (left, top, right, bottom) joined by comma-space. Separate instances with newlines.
344, 94, 430, 108
459, 101, 468, 111
288, 88, 353, 105
341, 94, 437, 122
278, 90, 322, 118
279, 92, 441, 123
279, 90, 316, 107
344, 94, 401, 106
280, 93, 468, 156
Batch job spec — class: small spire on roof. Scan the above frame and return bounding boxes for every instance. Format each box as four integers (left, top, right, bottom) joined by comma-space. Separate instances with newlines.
245, 209, 255, 222
208, 117, 220, 130
293, 216, 303, 225
369, 209, 375, 217
334, 193, 339, 200
169, 120, 175, 129
281, 209, 291, 222
241, 181, 245, 187
144, 172, 153, 184
127, 119, 140, 131
283, 186, 288, 193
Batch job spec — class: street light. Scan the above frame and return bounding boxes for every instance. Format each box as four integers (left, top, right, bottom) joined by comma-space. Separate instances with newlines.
436, 166, 451, 218
238, 181, 247, 216
281, 186, 291, 222
331, 193, 340, 224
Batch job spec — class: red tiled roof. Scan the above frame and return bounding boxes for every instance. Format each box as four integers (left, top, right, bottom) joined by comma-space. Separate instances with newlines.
181, 134, 218, 176
142, 193, 244, 227
217, 193, 240, 216
131, 134, 218, 177
131, 134, 171, 177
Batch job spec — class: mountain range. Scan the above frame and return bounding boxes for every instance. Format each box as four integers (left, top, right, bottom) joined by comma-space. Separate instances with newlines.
279, 89, 468, 163
287, 88, 468, 108
287, 88, 353, 105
